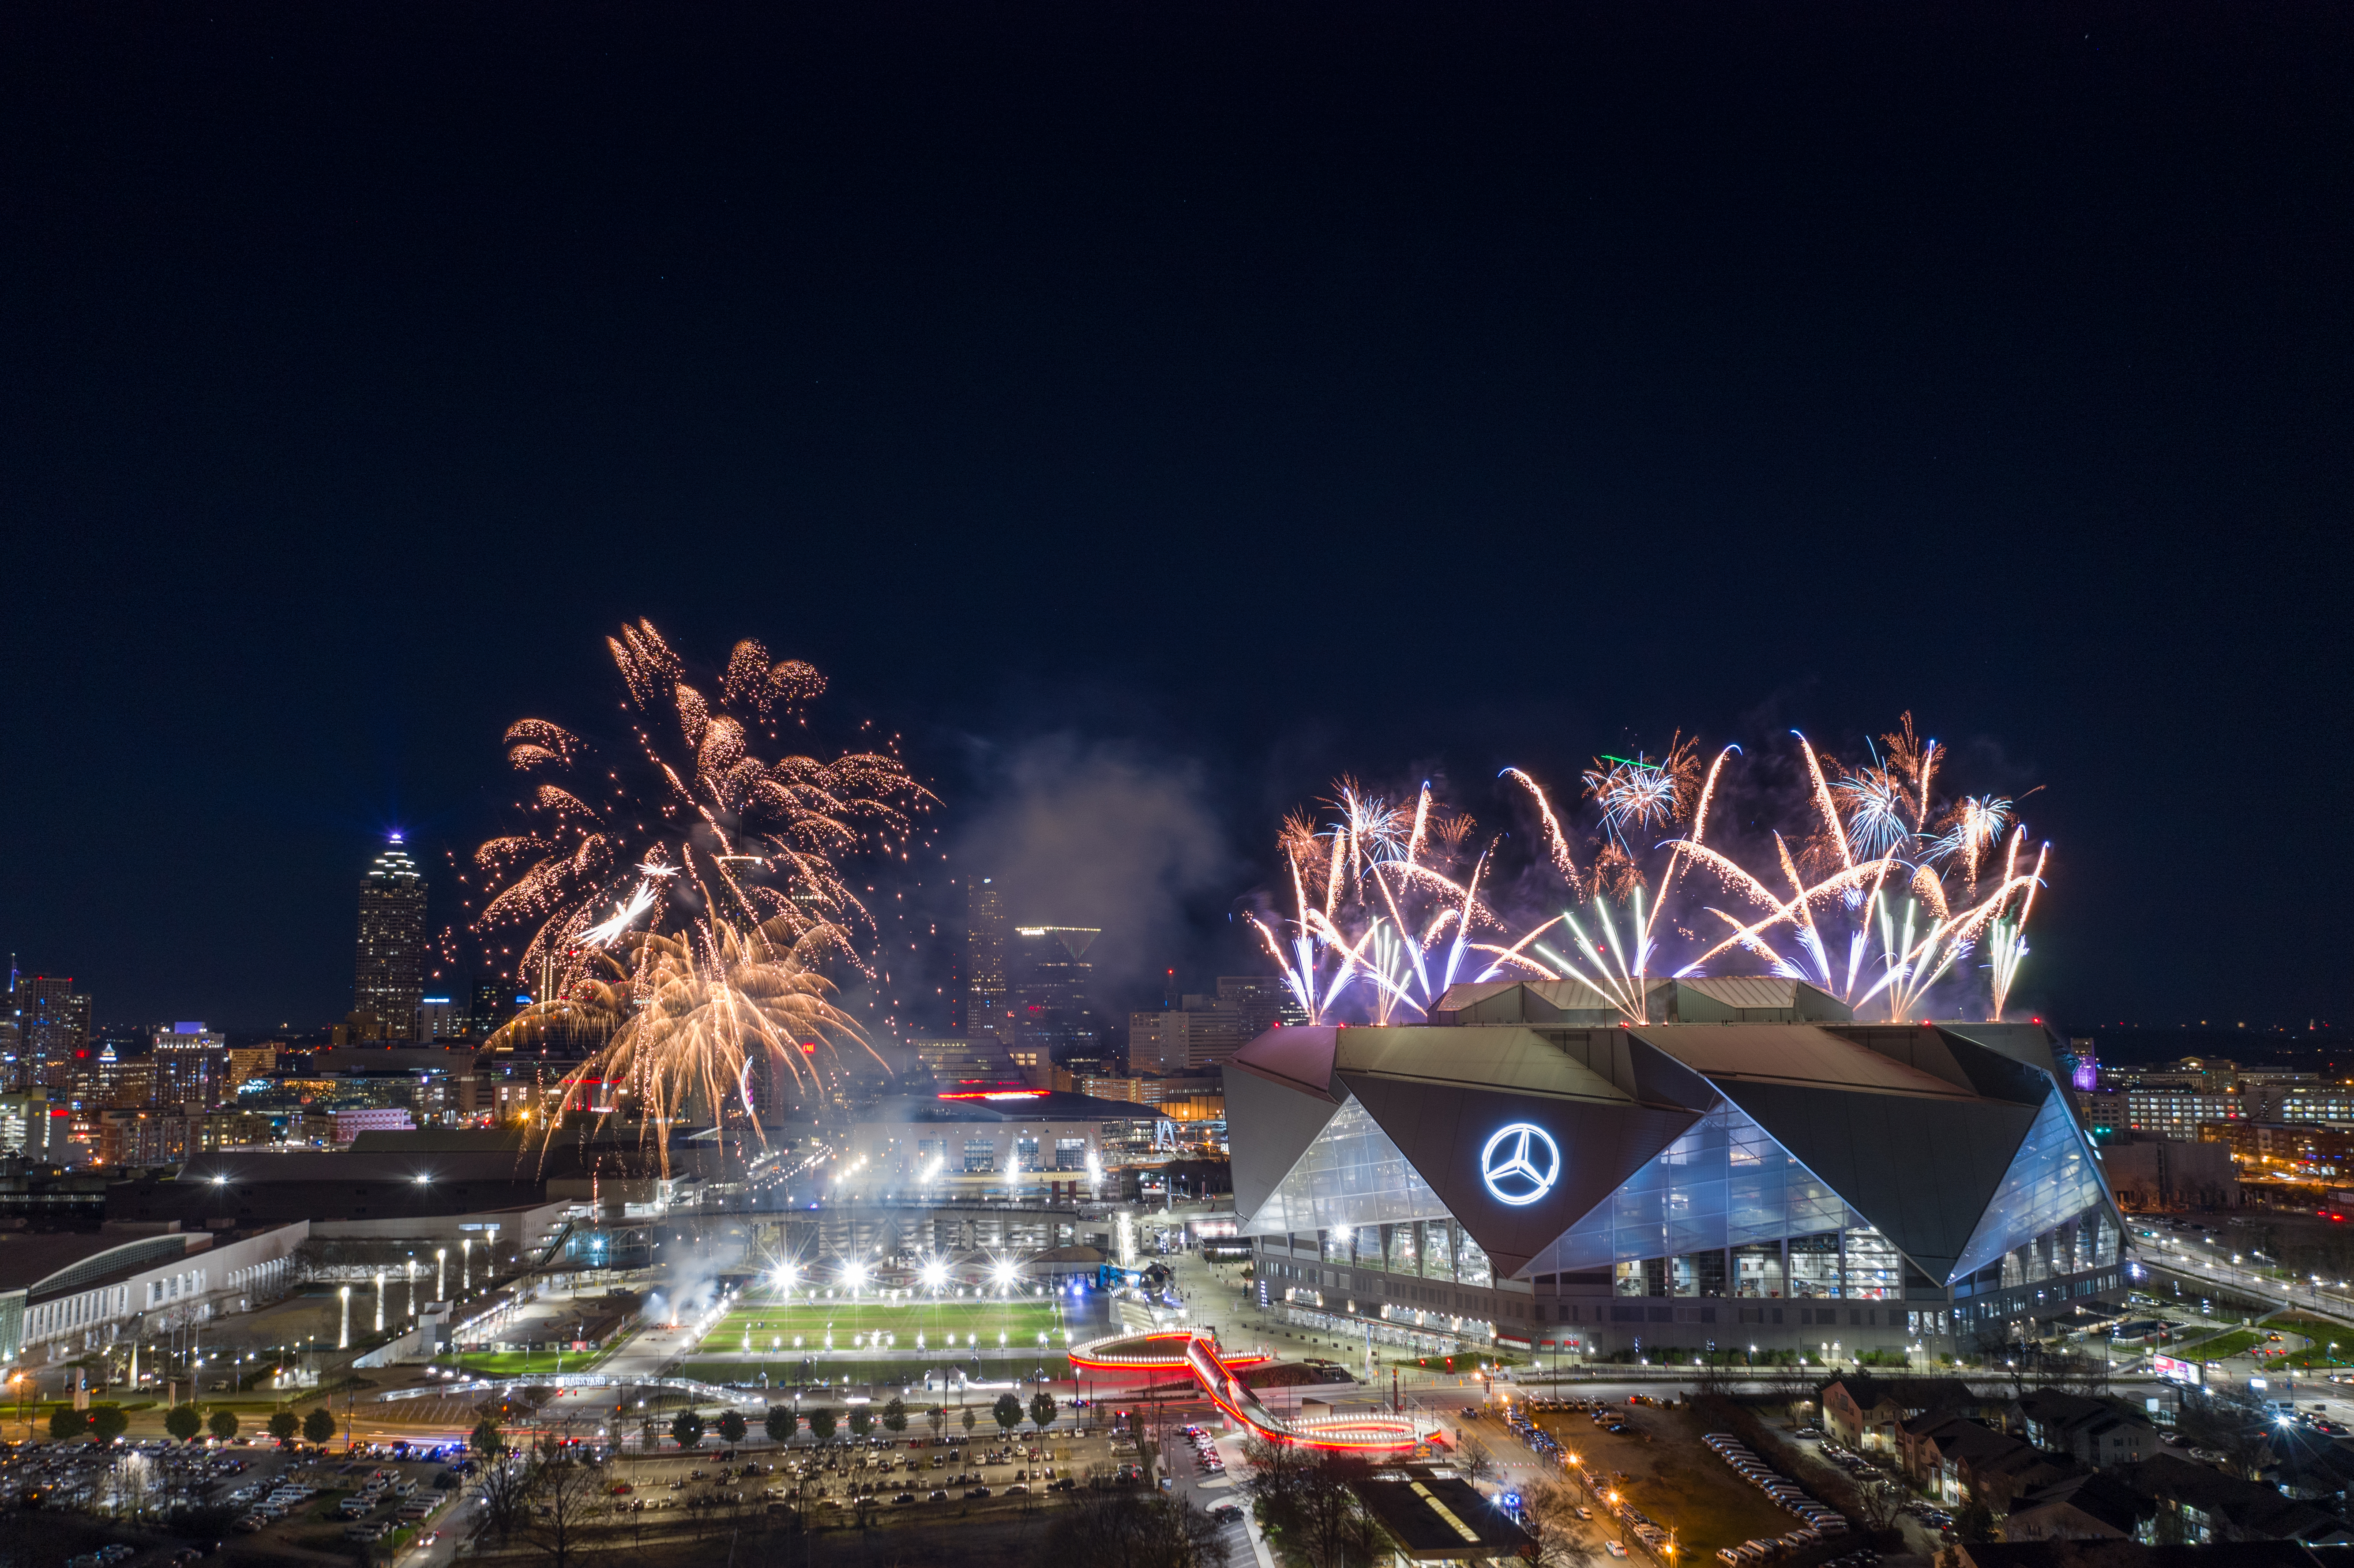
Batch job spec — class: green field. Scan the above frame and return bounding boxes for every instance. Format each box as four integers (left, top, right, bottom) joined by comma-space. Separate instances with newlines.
436, 1346, 614, 1377
678, 1351, 1074, 1389
698, 1298, 1070, 1357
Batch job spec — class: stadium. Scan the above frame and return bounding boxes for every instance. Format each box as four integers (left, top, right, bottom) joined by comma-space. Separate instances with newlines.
1226, 978, 2121, 1362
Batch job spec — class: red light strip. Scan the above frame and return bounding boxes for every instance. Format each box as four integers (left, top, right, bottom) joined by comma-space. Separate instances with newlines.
1067, 1331, 1415, 1452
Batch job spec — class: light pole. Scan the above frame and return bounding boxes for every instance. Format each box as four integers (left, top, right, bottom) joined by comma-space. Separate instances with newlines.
339, 1287, 352, 1350
436, 1248, 447, 1302
374, 1270, 386, 1334
462, 1238, 473, 1293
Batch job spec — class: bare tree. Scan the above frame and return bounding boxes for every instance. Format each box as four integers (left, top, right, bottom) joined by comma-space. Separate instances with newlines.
1047, 1490, 1233, 1568
477, 1449, 540, 1549
520, 1430, 606, 1568
1856, 1479, 1904, 1534
1456, 1434, 1497, 1486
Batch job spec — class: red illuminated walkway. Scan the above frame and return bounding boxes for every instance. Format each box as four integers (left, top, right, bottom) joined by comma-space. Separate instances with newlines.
1068, 1330, 1420, 1452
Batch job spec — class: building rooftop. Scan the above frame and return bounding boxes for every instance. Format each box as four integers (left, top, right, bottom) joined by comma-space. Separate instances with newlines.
1352, 1475, 1529, 1559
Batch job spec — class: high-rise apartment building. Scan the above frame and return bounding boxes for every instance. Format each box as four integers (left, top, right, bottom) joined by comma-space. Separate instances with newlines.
18, 975, 91, 1093
354, 836, 428, 1041
965, 879, 1009, 1043
1011, 926, 1100, 1061
153, 1023, 230, 1109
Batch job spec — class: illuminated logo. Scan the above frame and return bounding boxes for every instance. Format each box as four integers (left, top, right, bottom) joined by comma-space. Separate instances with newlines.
1479, 1122, 1560, 1206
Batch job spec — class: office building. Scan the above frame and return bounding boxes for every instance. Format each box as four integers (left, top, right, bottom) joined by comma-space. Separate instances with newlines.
1010, 925, 1100, 1061
964, 878, 1008, 1042
471, 976, 523, 1036
1129, 976, 1294, 1075
18, 975, 91, 1093
153, 1022, 230, 1109
353, 835, 428, 1041
417, 998, 469, 1040
1233, 977, 2120, 1359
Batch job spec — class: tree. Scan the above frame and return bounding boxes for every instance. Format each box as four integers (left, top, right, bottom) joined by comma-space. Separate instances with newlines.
994, 1393, 1023, 1434
165, 1403, 203, 1443
961, 1407, 977, 1437
1048, 1490, 1233, 1568
1955, 1500, 1995, 1544
208, 1407, 240, 1441
267, 1410, 300, 1446
716, 1409, 747, 1446
479, 1451, 538, 1547
304, 1406, 338, 1446
520, 1432, 602, 1568
1857, 1480, 1904, 1534
48, 1407, 87, 1443
807, 1407, 837, 1443
849, 1405, 874, 1440
1031, 1392, 1058, 1433
1241, 1440, 1380, 1568
472, 1417, 508, 1459
1456, 1434, 1496, 1485
89, 1405, 129, 1444
881, 1397, 907, 1435
671, 1409, 706, 1449
765, 1405, 797, 1444
928, 1406, 946, 1440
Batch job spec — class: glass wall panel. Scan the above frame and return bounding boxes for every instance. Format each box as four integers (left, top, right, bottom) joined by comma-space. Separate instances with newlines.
1789, 1233, 1840, 1298
1323, 1228, 1351, 1264
1456, 1225, 1493, 1287
1243, 1094, 1455, 1238
1422, 1219, 1454, 1281
1530, 1098, 1880, 1277
1733, 1243, 1784, 1298
1385, 1221, 1418, 1276
1843, 1227, 1903, 1300
1673, 1250, 1727, 1297
1950, 1088, 2111, 1282
1615, 1260, 1648, 1297
2093, 1212, 2119, 1268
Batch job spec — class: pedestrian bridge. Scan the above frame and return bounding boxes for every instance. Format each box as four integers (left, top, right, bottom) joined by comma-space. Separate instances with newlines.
1067, 1330, 1420, 1452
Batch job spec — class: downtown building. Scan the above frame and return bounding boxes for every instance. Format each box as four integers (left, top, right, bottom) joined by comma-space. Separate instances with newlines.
353, 836, 428, 1041
1229, 977, 2122, 1361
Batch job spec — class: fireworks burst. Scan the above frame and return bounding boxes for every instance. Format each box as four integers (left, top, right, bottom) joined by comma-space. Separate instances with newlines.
1255, 718, 2050, 1027
475, 620, 933, 1167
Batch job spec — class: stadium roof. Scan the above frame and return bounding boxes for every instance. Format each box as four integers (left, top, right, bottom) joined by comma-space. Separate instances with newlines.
1228, 1012, 2103, 1284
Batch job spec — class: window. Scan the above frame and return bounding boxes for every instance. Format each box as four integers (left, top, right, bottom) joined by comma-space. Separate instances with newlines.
963, 1138, 995, 1173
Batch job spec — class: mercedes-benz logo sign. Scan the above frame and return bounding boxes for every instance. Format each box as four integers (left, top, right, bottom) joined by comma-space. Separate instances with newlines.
1479, 1122, 1561, 1206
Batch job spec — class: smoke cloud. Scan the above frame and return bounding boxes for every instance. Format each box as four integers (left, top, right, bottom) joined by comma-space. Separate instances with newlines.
953, 734, 1245, 1032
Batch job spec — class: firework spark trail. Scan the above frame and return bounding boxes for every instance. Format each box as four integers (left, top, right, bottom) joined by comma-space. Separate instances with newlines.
1499, 768, 1583, 893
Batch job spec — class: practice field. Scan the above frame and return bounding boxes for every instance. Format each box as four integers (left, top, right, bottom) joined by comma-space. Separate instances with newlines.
436, 1346, 616, 1377
697, 1299, 1069, 1354
676, 1351, 1076, 1389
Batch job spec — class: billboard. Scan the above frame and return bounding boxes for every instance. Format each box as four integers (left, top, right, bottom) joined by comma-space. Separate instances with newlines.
2153, 1353, 2202, 1386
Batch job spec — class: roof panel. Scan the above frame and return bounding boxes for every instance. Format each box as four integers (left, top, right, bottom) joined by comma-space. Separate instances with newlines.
1630, 1023, 1981, 1099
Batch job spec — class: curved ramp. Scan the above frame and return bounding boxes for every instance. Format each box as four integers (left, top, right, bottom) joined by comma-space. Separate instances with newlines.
1068, 1330, 1419, 1453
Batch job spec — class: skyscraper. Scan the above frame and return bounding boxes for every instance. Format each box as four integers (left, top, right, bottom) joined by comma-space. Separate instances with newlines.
354, 835, 428, 1042
1010, 925, 1100, 1062
965, 878, 1008, 1043
19, 975, 91, 1092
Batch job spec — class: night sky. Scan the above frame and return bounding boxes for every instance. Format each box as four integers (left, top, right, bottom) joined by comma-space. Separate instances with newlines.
4, 3, 2348, 1038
